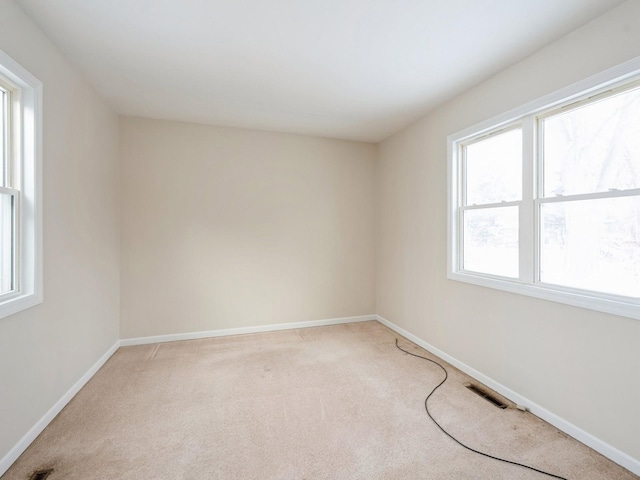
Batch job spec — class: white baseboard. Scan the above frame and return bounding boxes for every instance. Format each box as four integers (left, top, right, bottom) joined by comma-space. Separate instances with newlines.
4, 314, 637, 477
120, 314, 377, 346
376, 314, 640, 476
0, 340, 120, 477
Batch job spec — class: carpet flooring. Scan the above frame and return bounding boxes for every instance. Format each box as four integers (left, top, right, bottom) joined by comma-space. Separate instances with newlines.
2, 321, 637, 479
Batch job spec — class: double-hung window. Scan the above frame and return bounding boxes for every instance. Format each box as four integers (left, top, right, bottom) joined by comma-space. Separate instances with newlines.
0, 49, 42, 319
448, 58, 640, 320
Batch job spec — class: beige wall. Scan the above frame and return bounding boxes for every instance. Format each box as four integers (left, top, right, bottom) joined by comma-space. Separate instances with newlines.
120, 118, 376, 339
0, 0, 120, 463
376, 0, 640, 461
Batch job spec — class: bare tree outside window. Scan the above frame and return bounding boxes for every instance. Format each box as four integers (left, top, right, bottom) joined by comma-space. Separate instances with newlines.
540, 86, 640, 297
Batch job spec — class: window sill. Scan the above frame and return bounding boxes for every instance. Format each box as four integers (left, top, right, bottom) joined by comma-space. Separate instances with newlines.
448, 271, 640, 321
0, 292, 43, 320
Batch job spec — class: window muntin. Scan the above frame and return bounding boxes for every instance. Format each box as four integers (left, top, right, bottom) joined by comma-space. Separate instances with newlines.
449, 61, 640, 320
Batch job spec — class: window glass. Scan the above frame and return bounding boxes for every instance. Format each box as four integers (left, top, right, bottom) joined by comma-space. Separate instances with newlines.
540, 196, 640, 297
463, 206, 519, 278
0, 192, 12, 294
542, 85, 640, 197
465, 128, 522, 205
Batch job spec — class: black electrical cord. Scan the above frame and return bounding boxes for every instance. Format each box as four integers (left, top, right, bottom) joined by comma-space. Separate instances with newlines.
394, 338, 568, 480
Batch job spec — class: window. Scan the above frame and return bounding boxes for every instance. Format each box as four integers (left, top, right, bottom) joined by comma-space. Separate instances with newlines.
0, 49, 42, 319
448, 57, 640, 320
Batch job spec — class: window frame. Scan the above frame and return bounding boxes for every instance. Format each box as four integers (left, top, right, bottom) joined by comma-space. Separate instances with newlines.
0, 49, 42, 320
448, 56, 640, 321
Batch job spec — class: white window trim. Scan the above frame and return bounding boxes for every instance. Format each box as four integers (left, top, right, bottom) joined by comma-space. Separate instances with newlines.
0, 49, 43, 320
447, 56, 640, 321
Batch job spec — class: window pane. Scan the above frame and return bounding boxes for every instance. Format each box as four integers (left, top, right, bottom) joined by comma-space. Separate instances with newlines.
0, 192, 13, 294
540, 196, 640, 297
463, 206, 519, 278
465, 128, 522, 205
542, 86, 640, 197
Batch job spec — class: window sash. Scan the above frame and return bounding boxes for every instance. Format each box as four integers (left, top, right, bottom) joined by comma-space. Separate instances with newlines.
538, 191, 640, 300
460, 124, 523, 207
536, 81, 640, 199
460, 204, 520, 279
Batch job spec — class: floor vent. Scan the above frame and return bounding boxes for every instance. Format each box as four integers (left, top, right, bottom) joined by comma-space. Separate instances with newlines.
29, 469, 54, 480
465, 383, 508, 409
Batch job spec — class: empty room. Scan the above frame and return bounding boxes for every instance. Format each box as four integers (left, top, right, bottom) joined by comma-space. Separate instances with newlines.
0, 0, 639, 478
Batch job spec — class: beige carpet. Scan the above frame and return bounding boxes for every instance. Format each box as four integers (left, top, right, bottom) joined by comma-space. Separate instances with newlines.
2, 321, 637, 480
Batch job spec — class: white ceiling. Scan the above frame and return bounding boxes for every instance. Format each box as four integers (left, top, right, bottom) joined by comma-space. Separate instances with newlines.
16, 0, 625, 142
